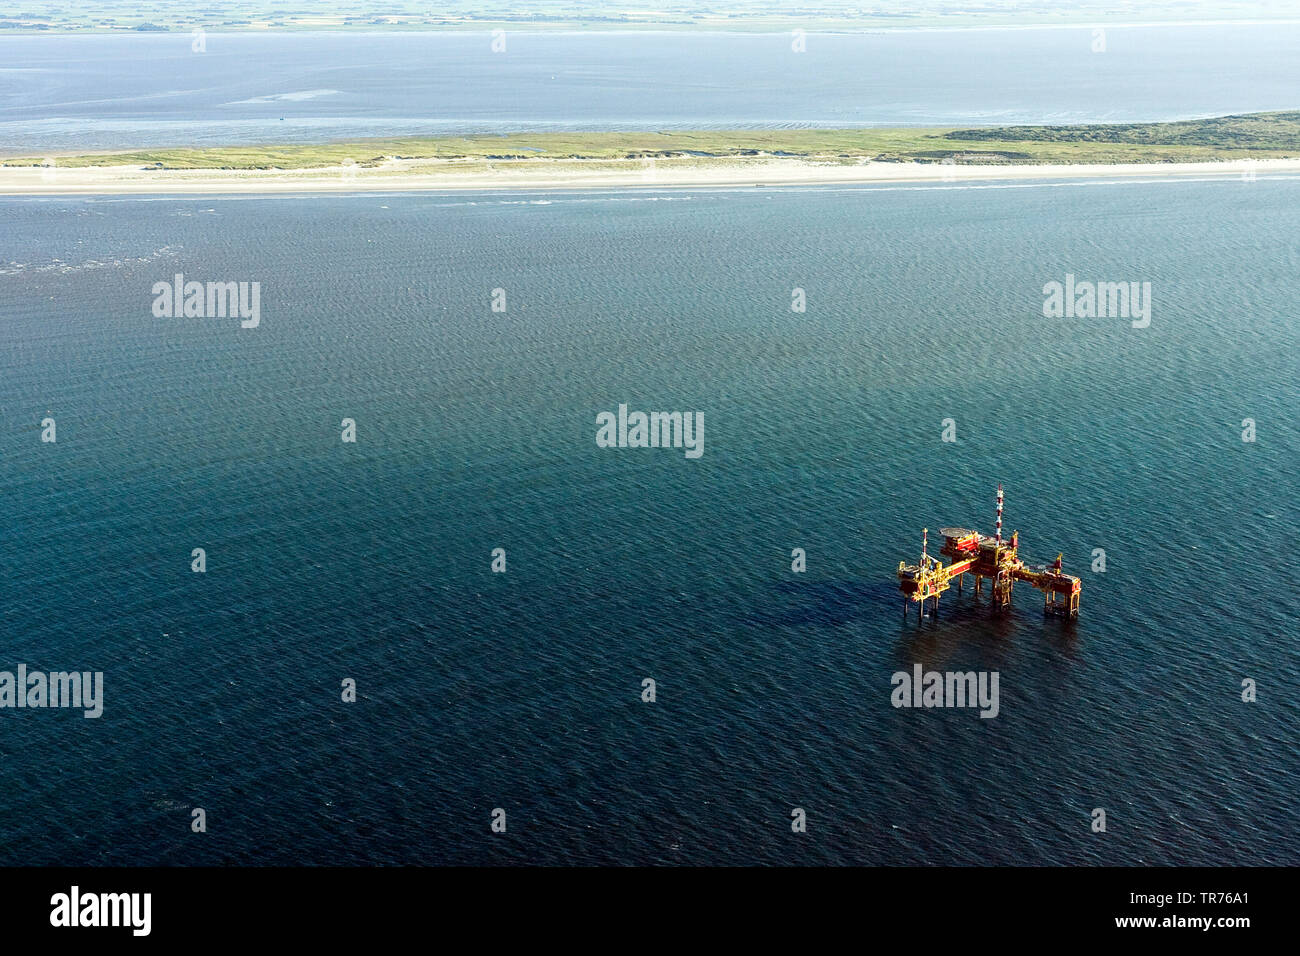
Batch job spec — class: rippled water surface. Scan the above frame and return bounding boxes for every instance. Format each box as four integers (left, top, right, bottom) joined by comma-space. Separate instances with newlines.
2, 179, 1297, 864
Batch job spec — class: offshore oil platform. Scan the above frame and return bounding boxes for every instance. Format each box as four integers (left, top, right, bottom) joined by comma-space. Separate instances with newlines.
896, 485, 1081, 622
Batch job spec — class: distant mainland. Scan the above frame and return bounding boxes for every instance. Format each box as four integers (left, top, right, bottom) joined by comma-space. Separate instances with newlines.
5, 0, 1296, 34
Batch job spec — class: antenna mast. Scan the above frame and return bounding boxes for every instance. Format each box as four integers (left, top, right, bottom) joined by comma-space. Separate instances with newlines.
995, 484, 1004, 545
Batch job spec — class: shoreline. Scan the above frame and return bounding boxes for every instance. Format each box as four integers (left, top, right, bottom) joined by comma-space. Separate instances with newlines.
1, 155, 1294, 196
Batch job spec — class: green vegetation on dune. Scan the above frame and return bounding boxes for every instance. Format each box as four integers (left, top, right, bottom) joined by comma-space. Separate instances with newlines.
945, 111, 1300, 149
7, 113, 1299, 171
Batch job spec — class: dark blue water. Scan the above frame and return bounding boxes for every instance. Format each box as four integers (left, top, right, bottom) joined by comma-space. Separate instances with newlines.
4, 24, 1300, 153
2, 178, 1297, 864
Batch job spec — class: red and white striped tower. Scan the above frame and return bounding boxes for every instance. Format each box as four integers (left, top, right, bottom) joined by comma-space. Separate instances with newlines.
995, 484, 1004, 545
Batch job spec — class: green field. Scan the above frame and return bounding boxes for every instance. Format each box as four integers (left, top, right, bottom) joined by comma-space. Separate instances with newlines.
7, 112, 1300, 171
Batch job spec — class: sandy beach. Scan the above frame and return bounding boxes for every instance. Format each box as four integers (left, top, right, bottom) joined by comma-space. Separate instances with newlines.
2, 154, 1295, 195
